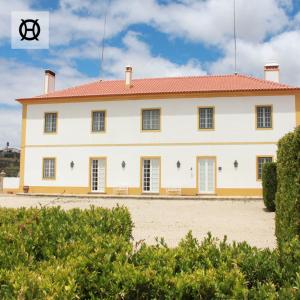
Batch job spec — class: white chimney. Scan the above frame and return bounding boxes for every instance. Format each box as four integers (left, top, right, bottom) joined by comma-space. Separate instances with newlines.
264, 63, 279, 83
125, 66, 132, 88
44, 70, 55, 94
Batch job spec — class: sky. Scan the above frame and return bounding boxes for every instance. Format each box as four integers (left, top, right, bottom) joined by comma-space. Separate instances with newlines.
1, 0, 300, 147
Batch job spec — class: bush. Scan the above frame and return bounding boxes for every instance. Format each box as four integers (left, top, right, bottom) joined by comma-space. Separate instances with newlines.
275, 126, 300, 248
262, 162, 277, 211
2, 206, 300, 298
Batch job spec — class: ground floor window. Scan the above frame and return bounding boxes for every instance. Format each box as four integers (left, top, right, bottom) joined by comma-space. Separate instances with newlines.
257, 156, 273, 180
43, 158, 56, 179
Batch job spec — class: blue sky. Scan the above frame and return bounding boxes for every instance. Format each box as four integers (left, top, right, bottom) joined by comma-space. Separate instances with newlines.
0, 0, 300, 147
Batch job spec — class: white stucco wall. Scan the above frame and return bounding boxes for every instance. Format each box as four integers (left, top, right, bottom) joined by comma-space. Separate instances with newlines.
3, 177, 20, 189
24, 142, 277, 189
25, 95, 296, 145
23, 95, 296, 191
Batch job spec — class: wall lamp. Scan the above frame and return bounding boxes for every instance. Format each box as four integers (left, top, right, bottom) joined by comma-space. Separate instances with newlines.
70, 161, 75, 168
177, 160, 181, 168
122, 161, 126, 168
234, 160, 238, 168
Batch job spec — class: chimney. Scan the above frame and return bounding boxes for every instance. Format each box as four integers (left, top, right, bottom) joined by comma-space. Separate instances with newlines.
125, 66, 132, 88
264, 63, 279, 83
44, 70, 55, 94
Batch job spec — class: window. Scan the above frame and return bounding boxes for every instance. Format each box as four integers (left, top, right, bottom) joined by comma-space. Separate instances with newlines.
256, 106, 272, 129
142, 109, 160, 131
44, 112, 57, 133
43, 158, 56, 179
257, 156, 273, 180
199, 107, 214, 129
92, 111, 106, 132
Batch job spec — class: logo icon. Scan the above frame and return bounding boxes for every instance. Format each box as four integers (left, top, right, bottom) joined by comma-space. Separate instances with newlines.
19, 19, 41, 41
11, 11, 49, 49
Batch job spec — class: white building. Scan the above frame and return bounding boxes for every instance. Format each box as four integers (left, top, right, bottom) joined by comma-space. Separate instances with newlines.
17, 66, 300, 196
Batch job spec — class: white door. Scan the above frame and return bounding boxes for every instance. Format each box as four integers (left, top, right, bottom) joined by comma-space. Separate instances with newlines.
91, 158, 106, 193
142, 158, 160, 193
198, 158, 215, 194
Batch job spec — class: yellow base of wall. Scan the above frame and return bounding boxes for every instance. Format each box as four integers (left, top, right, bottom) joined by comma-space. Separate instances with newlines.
3, 188, 20, 194
19, 186, 262, 197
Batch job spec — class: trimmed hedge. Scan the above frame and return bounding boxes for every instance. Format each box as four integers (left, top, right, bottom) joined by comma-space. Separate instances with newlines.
275, 126, 300, 248
1, 207, 300, 298
262, 162, 277, 211
0, 206, 133, 269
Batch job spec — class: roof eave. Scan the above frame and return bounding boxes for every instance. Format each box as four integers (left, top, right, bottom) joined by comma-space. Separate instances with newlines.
16, 88, 300, 104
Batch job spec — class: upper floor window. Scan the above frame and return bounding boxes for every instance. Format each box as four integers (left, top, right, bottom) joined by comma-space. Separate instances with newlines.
256, 106, 272, 129
257, 156, 273, 180
43, 158, 56, 179
92, 111, 106, 132
199, 107, 214, 130
142, 109, 160, 131
44, 112, 57, 133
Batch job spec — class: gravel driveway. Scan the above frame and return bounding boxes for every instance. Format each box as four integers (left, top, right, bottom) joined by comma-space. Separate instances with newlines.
0, 195, 276, 249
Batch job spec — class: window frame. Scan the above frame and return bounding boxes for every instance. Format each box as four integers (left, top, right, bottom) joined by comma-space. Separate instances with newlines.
255, 105, 273, 130
44, 112, 58, 134
256, 155, 273, 181
91, 110, 107, 133
141, 108, 161, 132
42, 157, 56, 180
198, 106, 215, 130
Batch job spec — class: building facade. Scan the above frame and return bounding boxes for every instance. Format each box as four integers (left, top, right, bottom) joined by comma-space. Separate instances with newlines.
17, 67, 300, 196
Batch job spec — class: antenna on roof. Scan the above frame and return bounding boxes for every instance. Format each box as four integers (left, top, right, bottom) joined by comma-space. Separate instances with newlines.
99, 0, 111, 78
233, 0, 238, 75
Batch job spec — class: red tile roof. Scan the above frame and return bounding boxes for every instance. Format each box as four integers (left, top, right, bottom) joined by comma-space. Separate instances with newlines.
18, 74, 300, 101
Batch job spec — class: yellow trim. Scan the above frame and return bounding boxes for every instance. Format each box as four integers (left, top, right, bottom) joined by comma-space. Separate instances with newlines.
16, 186, 262, 197
255, 105, 273, 130
296, 95, 300, 126
216, 188, 262, 197
140, 156, 161, 194
141, 108, 161, 132
91, 110, 107, 133
44, 112, 58, 134
42, 157, 57, 180
106, 187, 141, 195
19, 104, 27, 190
22, 186, 89, 194
256, 155, 274, 181
3, 188, 20, 194
196, 156, 217, 194
89, 157, 107, 193
17, 91, 300, 105
198, 106, 215, 130
25, 141, 277, 148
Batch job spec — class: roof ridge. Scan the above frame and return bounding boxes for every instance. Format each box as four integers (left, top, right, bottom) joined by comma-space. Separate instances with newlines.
237, 73, 293, 88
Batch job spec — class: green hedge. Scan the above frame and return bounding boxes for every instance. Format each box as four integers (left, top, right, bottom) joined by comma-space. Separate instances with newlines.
275, 126, 300, 248
0, 206, 133, 269
262, 162, 277, 211
1, 206, 300, 298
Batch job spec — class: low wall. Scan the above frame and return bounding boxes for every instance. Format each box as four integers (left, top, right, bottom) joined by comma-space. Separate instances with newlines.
3, 177, 20, 194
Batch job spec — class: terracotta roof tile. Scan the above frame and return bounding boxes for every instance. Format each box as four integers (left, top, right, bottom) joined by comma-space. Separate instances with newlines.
18, 74, 300, 101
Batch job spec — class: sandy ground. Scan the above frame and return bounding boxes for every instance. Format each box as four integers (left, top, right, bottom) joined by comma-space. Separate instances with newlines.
0, 195, 276, 249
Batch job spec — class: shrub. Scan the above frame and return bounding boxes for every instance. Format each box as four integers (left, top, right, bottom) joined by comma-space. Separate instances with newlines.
262, 162, 277, 211
275, 126, 300, 248
2, 207, 300, 298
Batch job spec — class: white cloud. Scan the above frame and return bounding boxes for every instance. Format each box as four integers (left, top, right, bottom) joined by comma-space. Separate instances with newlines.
102, 31, 206, 78
209, 30, 300, 86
